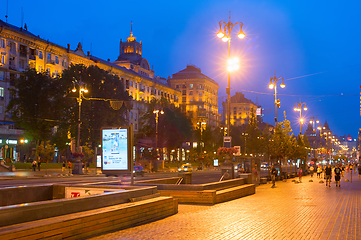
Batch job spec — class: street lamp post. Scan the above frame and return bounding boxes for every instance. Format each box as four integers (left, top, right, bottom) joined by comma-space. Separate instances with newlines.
72, 81, 88, 153
153, 109, 164, 157
294, 101, 308, 135
309, 117, 319, 158
268, 71, 285, 127
198, 121, 206, 156
217, 11, 245, 136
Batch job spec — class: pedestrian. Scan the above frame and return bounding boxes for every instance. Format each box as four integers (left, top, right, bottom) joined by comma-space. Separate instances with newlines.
334, 164, 341, 187
68, 161, 72, 173
271, 165, 277, 187
62, 161, 66, 172
309, 165, 314, 178
32, 159, 37, 171
37, 161, 41, 171
317, 165, 322, 178
325, 165, 332, 187
253, 164, 259, 184
298, 168, 303, 183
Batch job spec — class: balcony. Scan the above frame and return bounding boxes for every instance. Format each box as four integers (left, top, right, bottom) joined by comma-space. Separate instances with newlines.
46, 59, 55, 65
9, 65, 17, 71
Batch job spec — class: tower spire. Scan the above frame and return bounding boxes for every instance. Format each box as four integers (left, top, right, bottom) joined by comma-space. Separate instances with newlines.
127, 21, 136, 42
130, 21, 133, 37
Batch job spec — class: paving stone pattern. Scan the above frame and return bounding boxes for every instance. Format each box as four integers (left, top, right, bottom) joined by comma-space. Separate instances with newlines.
89, 171, 361, 240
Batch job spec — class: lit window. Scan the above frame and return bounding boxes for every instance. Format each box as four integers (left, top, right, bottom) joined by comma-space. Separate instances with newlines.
0, 54, 5, 64
39, 51, 43, 59
190, 84, 193, 89
0, 39, 4, 48
55, 56, 59, 64
0, 87, 4, 97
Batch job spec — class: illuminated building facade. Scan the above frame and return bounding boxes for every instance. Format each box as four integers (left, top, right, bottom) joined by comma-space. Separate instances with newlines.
0, 19, 181, 159
168, 64, 220, 129
222, 92, 257, 126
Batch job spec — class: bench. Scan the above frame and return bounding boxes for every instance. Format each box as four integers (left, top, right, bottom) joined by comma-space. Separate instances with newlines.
0, 196, 177, 240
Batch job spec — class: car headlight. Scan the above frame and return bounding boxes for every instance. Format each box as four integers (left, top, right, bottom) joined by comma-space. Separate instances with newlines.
178, 168, 181, 171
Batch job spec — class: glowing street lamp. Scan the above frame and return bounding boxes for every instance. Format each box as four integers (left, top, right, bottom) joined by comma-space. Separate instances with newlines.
268, 71, 285, 127
153, 109, 164, 156
294, 101, 307, 135
217, 11, 245, 136
72, 81, 88, 153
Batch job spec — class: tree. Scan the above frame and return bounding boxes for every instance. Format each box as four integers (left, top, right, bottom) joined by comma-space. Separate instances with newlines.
58, 64, 131, 150
37, 140, 56, 162
7, 69, 58, 160
245, 110, 262, 156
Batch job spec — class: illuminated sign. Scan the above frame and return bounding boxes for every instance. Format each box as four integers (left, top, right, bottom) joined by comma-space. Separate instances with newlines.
256, 108, 263, 116
347, 137, 352, 142
96, 155, 101, 168
214, 159, 219, 167
101, 127, 131, 173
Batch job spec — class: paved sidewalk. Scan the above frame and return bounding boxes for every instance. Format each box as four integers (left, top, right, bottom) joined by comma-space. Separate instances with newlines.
0, 168, 102, 179
89, 171, 361, 240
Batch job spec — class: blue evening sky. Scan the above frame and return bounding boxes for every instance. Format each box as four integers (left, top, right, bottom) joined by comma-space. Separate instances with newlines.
3, 0, 361, 137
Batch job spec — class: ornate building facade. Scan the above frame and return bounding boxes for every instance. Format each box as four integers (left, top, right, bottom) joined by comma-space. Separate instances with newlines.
168, 64, 220, 129
222, 92, 257, 126
0, 19, 181, 159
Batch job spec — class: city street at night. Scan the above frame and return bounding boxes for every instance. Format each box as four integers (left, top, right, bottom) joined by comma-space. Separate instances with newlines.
89, 171, 361, 240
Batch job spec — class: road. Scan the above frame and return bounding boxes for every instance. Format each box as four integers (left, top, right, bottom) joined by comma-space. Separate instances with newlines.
0, 169, 225, 188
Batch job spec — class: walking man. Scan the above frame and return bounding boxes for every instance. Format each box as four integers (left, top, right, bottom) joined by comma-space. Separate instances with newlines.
309, 165, 314, 178
334, 164, 341, 187
325, 165, 332, 187
317, 165, 322, 178
271, 165, 277, 188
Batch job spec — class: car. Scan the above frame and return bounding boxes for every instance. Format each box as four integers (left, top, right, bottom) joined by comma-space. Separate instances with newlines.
178, 163, 193, 172
133, 166, 145, 176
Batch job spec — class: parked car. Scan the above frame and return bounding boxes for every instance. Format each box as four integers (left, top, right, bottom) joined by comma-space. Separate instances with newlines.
178, 163, 193, 172
133, 166, 145, 176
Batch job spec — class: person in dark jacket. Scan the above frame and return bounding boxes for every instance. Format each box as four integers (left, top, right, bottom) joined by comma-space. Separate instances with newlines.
271, 165, 277, 188
334, 165, 341, 187
325, 165, 332, 187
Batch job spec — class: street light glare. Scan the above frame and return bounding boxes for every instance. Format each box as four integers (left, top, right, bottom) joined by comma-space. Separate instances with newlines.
217, 30, 224, 38
227, 57, 239, 72
237, 29, 245, 39
222, 36, 229, 42
268, 83, 274, 89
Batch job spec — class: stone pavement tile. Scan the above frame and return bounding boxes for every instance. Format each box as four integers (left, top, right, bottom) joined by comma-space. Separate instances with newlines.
88, 171, 361, 240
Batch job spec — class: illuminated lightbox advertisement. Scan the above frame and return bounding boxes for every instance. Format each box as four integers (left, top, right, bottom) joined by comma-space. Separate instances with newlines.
102, 128, 129, 171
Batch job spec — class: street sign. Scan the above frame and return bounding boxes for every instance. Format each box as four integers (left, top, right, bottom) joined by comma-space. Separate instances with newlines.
223, 136, 232, 148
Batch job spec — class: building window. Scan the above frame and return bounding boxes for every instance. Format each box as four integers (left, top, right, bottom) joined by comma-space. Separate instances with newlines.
130, 81, 133, 87
176, 85, 179, 89
199, 84, 202, 89
190, 84, 193, 89
182, 90, 186, 95
189, 91, 193, 95
131, 112, 133, 119
39, 51, 43, 59
0, 54, 5, 64
135, 113, 137, 120
0, 105, 3, 113
182, 97, 186, 102
0, 71, 4, 81
0, 87, 4, 97
182, 85, 186, 88
147, 87, 149, 92
0, 39, 4, 48
55, 56, 59, 64
199, 91, 202, 96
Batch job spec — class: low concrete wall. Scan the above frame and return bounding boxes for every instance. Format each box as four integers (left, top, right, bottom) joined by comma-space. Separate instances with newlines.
136, 178, 246, 191
136, 177, 180, 185
159, 190, 216, 204
216, 184, 255, 203
0, 185, 158, 227
0, 196, 178, 240
0, 185, 53, 207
